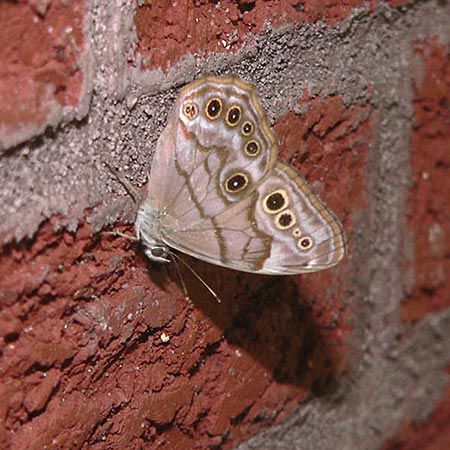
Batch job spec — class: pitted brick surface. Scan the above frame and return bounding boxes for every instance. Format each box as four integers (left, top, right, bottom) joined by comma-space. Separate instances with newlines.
0, 0, 88, 150
401, 39, 450, 323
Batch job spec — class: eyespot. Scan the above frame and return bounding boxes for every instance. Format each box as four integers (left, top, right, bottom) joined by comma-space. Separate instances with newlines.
244, 140, 260, 157
275, 209, 296, 230
298, 236, 313, 251
225, 172, 249, 193
205, 98, 222, 119
242, 121, 254, 136
182, 102, 198, 120
262, 189, 289, 214
293, 227, 302, 237
226, 105, 242, 126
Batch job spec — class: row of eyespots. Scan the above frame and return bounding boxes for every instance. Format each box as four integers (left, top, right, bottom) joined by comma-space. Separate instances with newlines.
262, 189, 314, 251
206, 98, 261, 157
182, 98, 261, 157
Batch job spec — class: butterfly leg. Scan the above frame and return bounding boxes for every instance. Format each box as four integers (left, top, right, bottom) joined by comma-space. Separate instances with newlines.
170, 252, 221, 303
104, 161, 141, 203
168, 254, 190, 300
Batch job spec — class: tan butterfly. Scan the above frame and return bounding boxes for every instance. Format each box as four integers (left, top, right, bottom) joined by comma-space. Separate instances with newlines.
127, 75, 346, 275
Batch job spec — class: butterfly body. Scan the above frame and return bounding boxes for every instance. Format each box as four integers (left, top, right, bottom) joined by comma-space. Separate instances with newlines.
135, 76, 346, 274
135, 199, 171, 263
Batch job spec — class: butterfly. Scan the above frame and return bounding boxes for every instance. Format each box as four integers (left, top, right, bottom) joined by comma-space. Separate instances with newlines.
120, 75, 346, 276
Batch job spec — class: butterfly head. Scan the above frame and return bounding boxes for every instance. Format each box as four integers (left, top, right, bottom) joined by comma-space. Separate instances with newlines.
145, 245, 170, 263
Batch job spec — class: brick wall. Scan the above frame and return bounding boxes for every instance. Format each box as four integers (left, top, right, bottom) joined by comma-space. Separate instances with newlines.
0, 1, 449, 449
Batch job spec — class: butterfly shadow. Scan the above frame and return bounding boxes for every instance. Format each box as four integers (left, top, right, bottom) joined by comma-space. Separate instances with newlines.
152, 253, 345, 395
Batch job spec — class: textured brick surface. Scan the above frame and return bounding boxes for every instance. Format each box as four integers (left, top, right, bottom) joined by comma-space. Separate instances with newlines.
0, 0, 87, 150
135, 0, 364, 70
134, 0, 421, 71
401, 39, 450, 323
0, 1, 449, 449
0, 89, 368, 449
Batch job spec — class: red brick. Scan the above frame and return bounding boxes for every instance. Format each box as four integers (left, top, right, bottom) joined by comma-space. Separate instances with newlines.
401, 39, 450, 323
0, 206, 355, 448
23, 369, 60, 414
274, 92, 371, 381
0, 0, 86, 147
134, 0, 364, 70
275, 93, 370, 216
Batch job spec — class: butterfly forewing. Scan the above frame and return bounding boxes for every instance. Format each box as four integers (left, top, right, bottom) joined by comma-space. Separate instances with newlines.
146, 76, 278, 223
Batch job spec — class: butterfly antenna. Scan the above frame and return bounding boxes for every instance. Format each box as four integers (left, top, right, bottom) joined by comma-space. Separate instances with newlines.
102, 230, 139, 241
104, 160, 140, 204
170, 252, 221, 303
169, 253, 190, 300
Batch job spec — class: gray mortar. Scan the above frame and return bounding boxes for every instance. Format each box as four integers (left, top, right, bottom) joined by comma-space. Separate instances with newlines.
0, 1, 449, 448
239, 312, 450, 450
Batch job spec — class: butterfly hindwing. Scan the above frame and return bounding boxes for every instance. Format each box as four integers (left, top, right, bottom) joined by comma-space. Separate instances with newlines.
161, 161, 346, 274
252, 162, 346, 273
